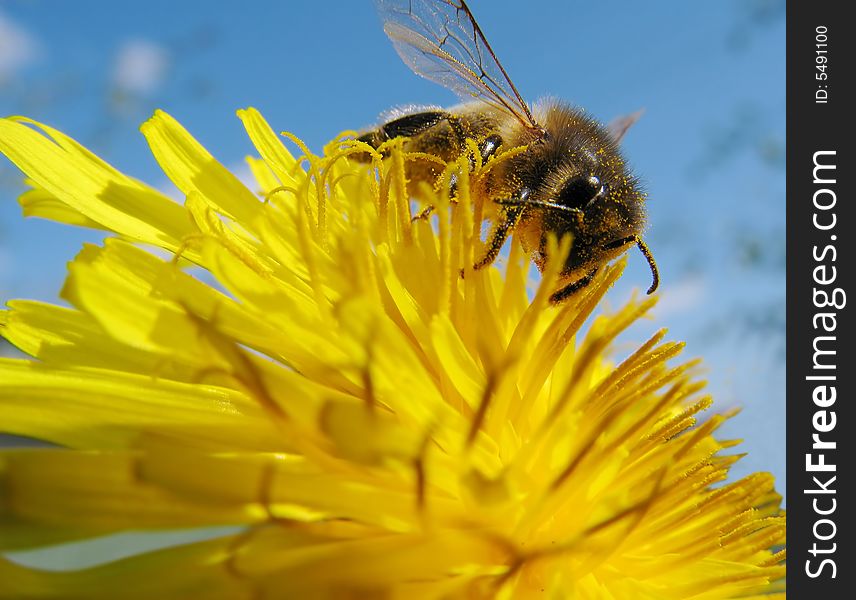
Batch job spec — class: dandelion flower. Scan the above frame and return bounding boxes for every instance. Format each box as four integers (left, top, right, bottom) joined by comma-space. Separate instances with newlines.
0, 109, 785, 599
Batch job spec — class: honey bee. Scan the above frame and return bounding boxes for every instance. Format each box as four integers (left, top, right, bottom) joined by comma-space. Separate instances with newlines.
356, 0, 659, 302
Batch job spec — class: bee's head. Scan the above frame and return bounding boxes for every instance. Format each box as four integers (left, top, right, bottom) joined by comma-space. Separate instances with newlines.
543, 169, 647, 272
518, 101, 653, 289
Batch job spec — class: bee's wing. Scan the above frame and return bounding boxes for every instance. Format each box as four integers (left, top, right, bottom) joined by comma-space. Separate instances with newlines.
605, 109, 645, 144
375, 0, 540, 132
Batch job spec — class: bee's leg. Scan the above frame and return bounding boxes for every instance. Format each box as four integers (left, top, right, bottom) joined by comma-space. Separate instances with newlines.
473, 205, 524, 271
412, 172, 462, 222
549, 268, 599, 304
478, 134, 503, 163
412, 204, 436, 221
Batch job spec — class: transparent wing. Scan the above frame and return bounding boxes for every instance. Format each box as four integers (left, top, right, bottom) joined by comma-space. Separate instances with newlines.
375, 0, 540, 131
605, 109, 645, 144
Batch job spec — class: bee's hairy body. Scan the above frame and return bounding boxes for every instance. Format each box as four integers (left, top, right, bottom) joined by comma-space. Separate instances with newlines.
358, 99, 651, 302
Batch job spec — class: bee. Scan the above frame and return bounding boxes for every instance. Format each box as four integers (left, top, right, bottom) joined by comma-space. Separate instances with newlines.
356, 0, 659, 302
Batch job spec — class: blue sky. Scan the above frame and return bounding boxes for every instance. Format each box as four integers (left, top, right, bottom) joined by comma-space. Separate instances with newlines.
1, 1, 786, 489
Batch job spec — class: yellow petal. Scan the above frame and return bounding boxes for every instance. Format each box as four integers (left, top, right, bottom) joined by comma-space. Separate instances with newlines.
1, 450, 259, 539
0, 301, 188, 379
140, 110, 262, 229
0, 537, 244, 600
0, 117, 193, 249
236, 108, 300, 189
0, 359, 275, 449
18, 185, 107, 230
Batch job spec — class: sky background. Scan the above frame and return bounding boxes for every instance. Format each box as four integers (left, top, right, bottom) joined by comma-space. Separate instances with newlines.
1, 1, 786, 492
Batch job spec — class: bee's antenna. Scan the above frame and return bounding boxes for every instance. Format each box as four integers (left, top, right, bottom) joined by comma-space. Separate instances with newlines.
635, 237, 659, 295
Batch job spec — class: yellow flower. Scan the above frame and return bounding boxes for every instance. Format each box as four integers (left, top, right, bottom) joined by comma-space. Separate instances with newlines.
0, 109, 784, 599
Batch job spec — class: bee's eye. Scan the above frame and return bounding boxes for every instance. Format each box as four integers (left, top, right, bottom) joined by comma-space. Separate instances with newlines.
557, 175, 605, 210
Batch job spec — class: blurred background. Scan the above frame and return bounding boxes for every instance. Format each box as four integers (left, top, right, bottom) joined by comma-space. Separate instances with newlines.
1, 1, 785, 491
